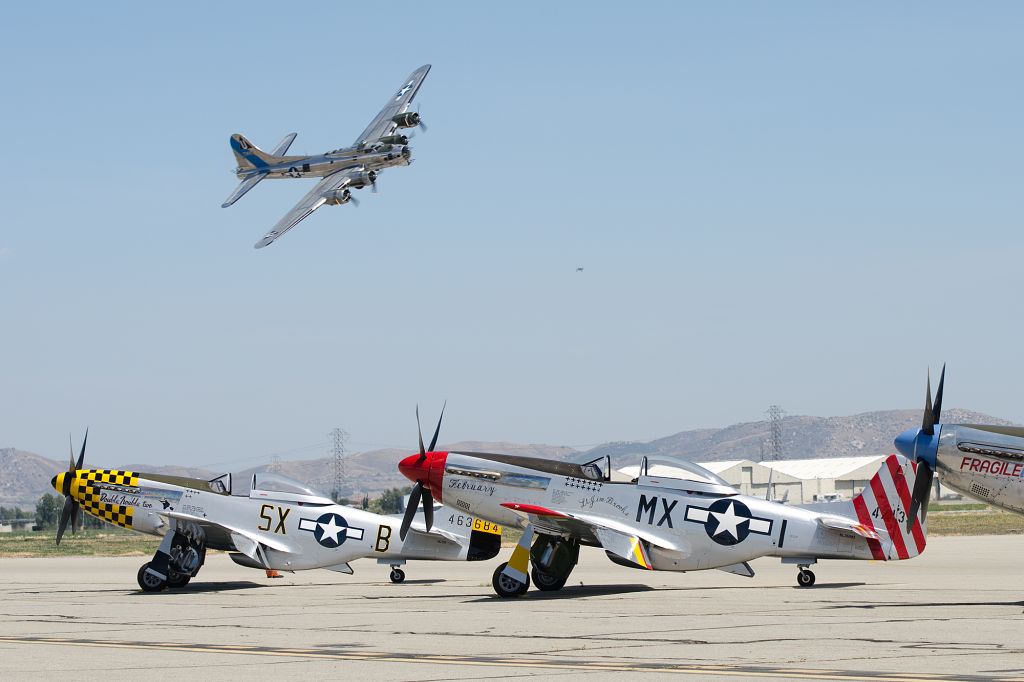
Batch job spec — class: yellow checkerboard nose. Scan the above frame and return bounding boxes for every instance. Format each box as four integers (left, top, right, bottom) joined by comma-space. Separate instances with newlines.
58, 469, 140, 529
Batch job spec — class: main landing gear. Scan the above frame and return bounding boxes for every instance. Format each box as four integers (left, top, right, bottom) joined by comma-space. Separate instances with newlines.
492, 533, 580, 598
390, 568, 406, 584
137, 530, 206, 592
492, 562, 530, 597
797, 568, 816, 587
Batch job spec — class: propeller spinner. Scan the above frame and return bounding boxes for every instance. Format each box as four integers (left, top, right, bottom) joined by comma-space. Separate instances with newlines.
51, 429, 88, 545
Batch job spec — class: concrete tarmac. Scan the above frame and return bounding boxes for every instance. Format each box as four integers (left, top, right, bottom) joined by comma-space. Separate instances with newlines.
1, 535, 1022, 681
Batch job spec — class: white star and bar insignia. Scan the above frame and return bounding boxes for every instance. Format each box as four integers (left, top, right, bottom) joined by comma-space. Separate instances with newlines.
299, 512, 365, 548
684, 499, 773, 546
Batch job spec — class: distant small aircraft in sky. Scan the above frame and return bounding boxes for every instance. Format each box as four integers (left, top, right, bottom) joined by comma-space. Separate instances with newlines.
576, 267, 584, 272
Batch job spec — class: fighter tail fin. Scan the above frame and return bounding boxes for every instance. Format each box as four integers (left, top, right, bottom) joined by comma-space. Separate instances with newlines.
851, 454, 927, 560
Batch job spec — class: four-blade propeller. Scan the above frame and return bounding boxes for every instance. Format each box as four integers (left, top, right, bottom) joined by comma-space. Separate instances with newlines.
56, 429, 88, 545
399, 404, 445, 541
906, 365, 944, 531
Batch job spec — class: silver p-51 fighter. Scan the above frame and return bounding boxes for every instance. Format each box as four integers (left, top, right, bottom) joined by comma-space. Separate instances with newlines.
222, 64, 431, 249
397, 410, 928, 597
50, 432, 500, 592
895, 366, 1024, 523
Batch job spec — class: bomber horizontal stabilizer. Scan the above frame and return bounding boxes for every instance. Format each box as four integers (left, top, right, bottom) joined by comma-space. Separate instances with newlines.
222, 173, 267, 208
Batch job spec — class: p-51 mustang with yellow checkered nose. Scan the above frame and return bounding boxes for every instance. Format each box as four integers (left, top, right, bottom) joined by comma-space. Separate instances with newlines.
51, 432, 501, 592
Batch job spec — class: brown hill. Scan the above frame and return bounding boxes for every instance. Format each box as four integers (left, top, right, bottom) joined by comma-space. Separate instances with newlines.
1, 409, 1013, 508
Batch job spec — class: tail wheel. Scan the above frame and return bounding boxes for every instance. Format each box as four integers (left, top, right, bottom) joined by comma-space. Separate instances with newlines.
531, 567, 567, 592
797, 569, 816, 587
492, 562, 529, 598
137, 563, 166, 592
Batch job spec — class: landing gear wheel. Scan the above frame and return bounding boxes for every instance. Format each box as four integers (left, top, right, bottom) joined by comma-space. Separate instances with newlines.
137, 562, 167, 592
166, 571, 191, 589
797, 569, 816, 587
389, 569, 406, 584
492, 562, 530, 598
531, 567, 568, 592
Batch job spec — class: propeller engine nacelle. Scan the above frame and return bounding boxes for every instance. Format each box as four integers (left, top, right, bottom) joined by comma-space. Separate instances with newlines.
391, 111, 422, 129
378, 134, 409, 145
348, 170, 377, 189
324, 189, 353, 206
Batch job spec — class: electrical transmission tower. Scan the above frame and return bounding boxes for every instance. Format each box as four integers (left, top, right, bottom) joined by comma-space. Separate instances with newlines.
766, 405, 785, 461
330, 427, 349, 502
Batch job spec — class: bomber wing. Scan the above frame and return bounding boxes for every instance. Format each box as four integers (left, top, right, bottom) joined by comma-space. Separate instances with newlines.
352, 64, 431, 148
254, 170, 358, 249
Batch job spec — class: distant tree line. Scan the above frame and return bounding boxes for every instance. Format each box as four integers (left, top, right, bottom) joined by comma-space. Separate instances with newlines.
370, 487, 412, 514
0, 505, 30, 521
34, 494, 104, 530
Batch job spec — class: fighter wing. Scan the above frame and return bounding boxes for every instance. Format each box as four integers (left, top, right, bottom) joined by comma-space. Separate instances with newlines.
160, 510, 295, 555
499, 502, 682, 560
254, 170, 356, 249
352, 64, 431, 147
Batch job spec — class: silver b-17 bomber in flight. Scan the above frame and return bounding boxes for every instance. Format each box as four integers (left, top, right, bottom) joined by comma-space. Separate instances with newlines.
222, 64, 431, 248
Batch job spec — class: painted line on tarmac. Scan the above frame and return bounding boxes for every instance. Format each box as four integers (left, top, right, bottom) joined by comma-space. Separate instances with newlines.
0, 635, 1009, 681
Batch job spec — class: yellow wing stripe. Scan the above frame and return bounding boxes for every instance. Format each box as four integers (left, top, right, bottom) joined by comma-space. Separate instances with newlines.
630, 536, 652, 570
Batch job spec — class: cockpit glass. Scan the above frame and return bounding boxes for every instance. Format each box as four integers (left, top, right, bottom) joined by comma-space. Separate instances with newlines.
616, 456, 735, 489
251, 473, 324, 497
645, 457, 733, 487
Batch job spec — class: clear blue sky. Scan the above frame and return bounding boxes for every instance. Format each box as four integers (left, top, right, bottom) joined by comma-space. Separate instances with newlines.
2, 2, 1022, 468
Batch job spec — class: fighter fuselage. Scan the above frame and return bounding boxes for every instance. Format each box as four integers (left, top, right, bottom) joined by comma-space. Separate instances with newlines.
400, 451, 908, 573
50, 468, 498, 571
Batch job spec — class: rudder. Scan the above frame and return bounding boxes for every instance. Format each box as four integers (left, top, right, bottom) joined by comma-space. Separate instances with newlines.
852, 454, 926, 560
230, 134, 274, 170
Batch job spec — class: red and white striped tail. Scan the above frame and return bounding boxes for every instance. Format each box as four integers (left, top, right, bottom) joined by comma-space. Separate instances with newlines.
851, 454, 927, 561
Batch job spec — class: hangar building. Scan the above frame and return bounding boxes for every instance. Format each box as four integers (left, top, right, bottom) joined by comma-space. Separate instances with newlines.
697, 456, 889, 504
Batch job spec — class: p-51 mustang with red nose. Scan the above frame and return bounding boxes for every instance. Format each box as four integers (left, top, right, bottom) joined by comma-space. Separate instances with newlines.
51, 431, 500, 592
399, 409, 928, 598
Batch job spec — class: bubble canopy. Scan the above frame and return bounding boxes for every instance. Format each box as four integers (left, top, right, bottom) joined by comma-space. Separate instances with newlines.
617, 456, 736, 490
251, 472, 327, 498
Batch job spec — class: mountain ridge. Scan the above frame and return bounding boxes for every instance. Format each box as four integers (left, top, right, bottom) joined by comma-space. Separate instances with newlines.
2, 408, 1013, 508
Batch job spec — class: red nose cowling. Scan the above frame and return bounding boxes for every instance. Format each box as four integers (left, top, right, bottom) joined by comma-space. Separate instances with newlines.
398, 451, 447, 502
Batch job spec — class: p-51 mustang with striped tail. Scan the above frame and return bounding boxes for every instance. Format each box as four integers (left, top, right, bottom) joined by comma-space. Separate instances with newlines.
397, 410, 927, 598
222, 64, 430, 249
50, 431, 500, 592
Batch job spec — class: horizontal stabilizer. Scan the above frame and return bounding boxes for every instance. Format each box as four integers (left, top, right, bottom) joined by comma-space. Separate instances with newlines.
270, 132, 298, 156
716, 562, 755, 578
222, 172, 266, 208
819, 516, 881, 540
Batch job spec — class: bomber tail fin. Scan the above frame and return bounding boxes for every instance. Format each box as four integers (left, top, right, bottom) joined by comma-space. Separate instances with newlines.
230, 134, 277, 171
851, 454, 927, 561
